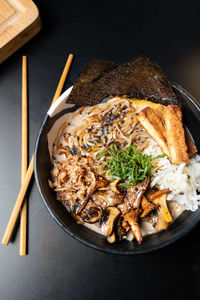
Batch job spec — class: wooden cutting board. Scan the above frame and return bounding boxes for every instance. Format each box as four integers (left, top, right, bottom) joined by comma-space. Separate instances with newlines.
0, 0, 41, 63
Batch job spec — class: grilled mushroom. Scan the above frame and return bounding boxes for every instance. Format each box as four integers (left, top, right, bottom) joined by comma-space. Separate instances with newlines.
116, 215, 130, 240
81, 201, 102, 223
92, 189, 124, 209
125, 175, 150, 210
95, 176, 109, 189
150, 189, 172, 231
142, 210, 157, 226
107, 232, 116, 243
123, 208, 142, 244
78, 176, 108, 213
140, 195, 158, 218
99, 206, 121, 236
98, 179, 121, 194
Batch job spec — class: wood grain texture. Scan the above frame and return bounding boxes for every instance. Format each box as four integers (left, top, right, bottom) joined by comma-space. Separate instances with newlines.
1, 54, 73, 246
0, 0, 41, 63
20, 56, 28, 256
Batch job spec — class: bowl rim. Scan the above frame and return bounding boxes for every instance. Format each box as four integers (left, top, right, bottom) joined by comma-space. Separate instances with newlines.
34, 82, 200, 255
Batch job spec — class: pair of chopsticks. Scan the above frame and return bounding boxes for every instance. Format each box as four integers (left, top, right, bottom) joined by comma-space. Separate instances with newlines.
2, 54, 74, 254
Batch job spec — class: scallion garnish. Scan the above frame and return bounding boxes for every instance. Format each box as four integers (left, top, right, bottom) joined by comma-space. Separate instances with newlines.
96, 144, 165, 187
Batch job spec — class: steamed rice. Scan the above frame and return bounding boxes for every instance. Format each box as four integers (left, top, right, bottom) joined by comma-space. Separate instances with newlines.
143, 138, 200, 211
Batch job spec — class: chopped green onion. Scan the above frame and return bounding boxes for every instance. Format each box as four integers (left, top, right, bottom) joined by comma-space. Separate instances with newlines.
96, 144, 165, 188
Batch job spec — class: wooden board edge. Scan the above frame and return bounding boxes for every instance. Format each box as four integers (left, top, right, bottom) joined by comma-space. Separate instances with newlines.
0, 14, 41, 64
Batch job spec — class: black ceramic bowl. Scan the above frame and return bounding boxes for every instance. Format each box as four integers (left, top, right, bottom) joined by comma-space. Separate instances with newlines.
35, 83, 200, 254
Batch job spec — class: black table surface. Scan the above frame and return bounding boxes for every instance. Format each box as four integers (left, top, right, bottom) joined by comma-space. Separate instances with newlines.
1, 0, 200, 299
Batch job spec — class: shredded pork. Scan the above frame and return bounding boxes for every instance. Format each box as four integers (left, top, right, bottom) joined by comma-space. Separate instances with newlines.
51, 154, 97, 212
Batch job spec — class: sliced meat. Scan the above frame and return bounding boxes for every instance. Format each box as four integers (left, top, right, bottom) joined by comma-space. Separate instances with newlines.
51, 154, 107, 214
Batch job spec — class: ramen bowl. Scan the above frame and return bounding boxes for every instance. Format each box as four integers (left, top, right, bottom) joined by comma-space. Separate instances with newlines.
34, 83, 200, 254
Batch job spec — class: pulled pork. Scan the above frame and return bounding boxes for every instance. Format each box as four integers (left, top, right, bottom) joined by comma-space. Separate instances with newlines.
50, 154, 97, 213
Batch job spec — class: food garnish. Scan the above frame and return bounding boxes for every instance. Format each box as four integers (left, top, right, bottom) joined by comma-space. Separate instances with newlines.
97, 144, 165, 188
50, 56, 200, 246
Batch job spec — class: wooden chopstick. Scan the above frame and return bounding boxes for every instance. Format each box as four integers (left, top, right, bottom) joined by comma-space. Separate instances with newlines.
1, 54, 74, 246
19, 56, 28, 255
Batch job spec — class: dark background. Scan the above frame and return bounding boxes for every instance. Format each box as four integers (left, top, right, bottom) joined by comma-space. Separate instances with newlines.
1, 0, 200, 299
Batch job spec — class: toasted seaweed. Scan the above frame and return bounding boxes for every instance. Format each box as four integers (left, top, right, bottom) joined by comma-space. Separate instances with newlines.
69, 58, 118, 105
68, 56, 179, 106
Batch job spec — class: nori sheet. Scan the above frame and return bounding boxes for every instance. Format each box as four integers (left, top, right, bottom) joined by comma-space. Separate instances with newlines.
68, 56, 179, 106
68, 58, 118, 105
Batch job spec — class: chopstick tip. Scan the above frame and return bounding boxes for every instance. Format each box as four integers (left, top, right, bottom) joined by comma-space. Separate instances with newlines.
69, 53, 74, 59
1, 237, 9, 246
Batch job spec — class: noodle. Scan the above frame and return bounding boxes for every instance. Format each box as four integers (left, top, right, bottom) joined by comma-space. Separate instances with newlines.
52, 97, 151, 167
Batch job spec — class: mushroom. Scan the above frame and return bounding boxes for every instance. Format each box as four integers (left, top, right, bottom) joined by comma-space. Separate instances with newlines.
92, 189, 124, 209
107, 232, 116, 243
122, 219, 131, 232
123, 208, 142, 244
155, 211, 169, 231
98, 179, 121, 194
140, 195, 158, 218
142, 210, 157, 226
95, 176, 109, 189
150, 189, 172, 231
71, 212, 83, 223
99, 206, 121, 236
116, 215, 130, 241
125, 175, 150, 210
78, 176, 108, 213
81, 205, 102, 224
